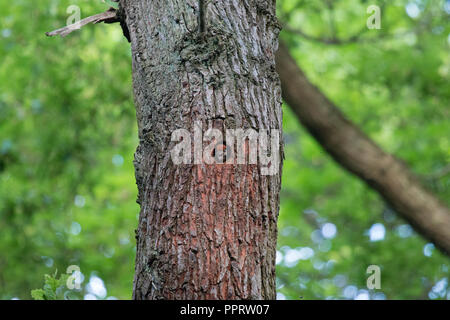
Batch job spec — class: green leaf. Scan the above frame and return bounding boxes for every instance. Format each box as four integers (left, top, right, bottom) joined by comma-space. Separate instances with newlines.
30, 271, 69, 300
31, 289, 45, 300
43, 284, 57, 300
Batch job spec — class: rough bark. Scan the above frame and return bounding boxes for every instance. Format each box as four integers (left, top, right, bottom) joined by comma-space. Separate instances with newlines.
121, 0, 283, 299
276, 41, 450, 256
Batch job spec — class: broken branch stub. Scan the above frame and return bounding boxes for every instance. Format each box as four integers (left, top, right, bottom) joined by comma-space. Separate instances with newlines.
46, 8, 119, 38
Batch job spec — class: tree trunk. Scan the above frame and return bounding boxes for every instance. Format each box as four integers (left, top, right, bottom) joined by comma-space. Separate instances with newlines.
276, 41, 450, 256
121, 0, 283, 299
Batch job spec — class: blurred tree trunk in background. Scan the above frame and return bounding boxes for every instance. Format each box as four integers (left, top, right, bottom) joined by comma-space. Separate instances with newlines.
276, 41, 450, 256
121, 0, 283, 299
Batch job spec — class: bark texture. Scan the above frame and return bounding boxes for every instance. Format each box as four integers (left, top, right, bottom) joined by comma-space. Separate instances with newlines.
276, 41, 450, 256
121, 0, 283, 299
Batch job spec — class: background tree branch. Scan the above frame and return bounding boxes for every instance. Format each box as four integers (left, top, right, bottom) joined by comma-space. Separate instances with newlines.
276, 41, 450, 256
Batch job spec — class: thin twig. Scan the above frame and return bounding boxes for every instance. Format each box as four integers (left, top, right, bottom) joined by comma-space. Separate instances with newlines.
282, 24, 363, 45
282, 2, 389, 46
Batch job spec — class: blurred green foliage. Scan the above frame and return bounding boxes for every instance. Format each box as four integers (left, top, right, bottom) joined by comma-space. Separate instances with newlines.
0, 0, 449, 300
